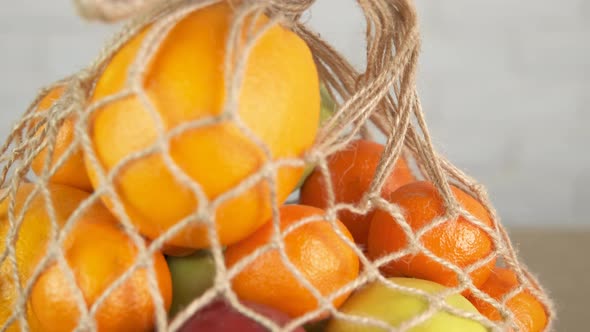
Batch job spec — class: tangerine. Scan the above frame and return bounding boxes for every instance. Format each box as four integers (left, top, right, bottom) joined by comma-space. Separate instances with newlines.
224, 205, 359, 318
300, 139, 415, 247
367, 181, 496, 290
467, 267, 548, 332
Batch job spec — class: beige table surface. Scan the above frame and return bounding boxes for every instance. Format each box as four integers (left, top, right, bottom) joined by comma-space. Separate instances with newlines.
508, 228, 590, 332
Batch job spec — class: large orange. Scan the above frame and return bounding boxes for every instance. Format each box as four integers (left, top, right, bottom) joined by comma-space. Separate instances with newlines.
30, 86, 93, 192
300, 139, 415, 247
224, 205, 359, 318
0, 183, 172, 332
467, 267, 547, 332
85, 1, 320, 250
367, 181, 496, 290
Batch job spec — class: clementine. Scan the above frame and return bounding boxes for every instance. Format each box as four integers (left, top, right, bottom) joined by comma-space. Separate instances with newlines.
467, 267, 548, 332
224, 205, 359, 318
300, 139, 415, 247
85, 1, 320, 250
367, 181, 496, 290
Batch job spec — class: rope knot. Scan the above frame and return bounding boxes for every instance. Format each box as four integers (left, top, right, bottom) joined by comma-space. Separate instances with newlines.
74, 0, 163, 22
268, 0, 314, 18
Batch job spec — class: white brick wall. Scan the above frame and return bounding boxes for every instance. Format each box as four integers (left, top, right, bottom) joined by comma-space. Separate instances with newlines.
0, 0, 587, 226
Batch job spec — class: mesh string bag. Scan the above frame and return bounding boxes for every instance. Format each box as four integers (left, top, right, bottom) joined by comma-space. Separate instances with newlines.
0, 0, 554, 331
73, 0, 165, 22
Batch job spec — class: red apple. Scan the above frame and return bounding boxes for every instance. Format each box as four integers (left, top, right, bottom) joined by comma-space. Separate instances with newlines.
178, 299, 304, 332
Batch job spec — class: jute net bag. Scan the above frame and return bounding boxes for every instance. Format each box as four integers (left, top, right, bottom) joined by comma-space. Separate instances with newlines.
0, 0, 554, 331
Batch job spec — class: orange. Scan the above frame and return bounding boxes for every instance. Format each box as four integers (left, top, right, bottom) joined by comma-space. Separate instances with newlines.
1, 183, 90, 332
31, 218, 172, 332
0, 183, 172, 332
0, 257, 43, 332
85, 1, 320, 250
367, 181, 496, 290
467, 267, 548, 332
300, 139, 415, 247
224, 205, 359, 318
31, 86, 93, 192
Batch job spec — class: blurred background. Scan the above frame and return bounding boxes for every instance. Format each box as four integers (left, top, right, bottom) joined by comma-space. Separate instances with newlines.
310, 0, 589, 229
1, 0, 587, 228
0, 0, 588, 330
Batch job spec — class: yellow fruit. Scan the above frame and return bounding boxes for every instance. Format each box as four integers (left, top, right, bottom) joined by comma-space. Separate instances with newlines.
326, 277, 487, 332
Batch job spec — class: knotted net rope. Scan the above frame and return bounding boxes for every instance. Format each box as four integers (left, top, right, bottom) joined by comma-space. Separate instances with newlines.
0, 0, 554, 331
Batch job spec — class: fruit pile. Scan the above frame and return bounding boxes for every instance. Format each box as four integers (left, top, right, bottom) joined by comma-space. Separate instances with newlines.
0, 1, 551, 332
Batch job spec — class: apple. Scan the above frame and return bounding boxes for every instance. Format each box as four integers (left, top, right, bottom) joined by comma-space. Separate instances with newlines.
178, 299, 305, 332
295, 85, 337, 190
325, 278, 487, 332
161, 243, 199, 257
304, 319, 329, 332
167, 250, 216, 318
319, 84, 336, 125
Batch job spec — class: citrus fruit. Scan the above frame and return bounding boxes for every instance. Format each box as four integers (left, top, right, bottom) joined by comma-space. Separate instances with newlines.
325, 277, 487, 332
0, 183, 89, 332
0, 183, 172, 332
367, 181, 496, 290
0, 183, 95, 286
30, 86, 93, 192
300, 139, 415, 247
30, 221, 172, 332
224, 205, 359, 318
167, 250, 216, 317
467, 267, 547, 332
0, 258, 43, 332
85, 1, 320, 249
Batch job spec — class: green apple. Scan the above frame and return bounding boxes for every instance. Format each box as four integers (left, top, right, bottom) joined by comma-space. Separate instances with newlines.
326, 278, 487, 332
319, 84, 337, 125
167, 250, 216, 318
295, 85, 337, 190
